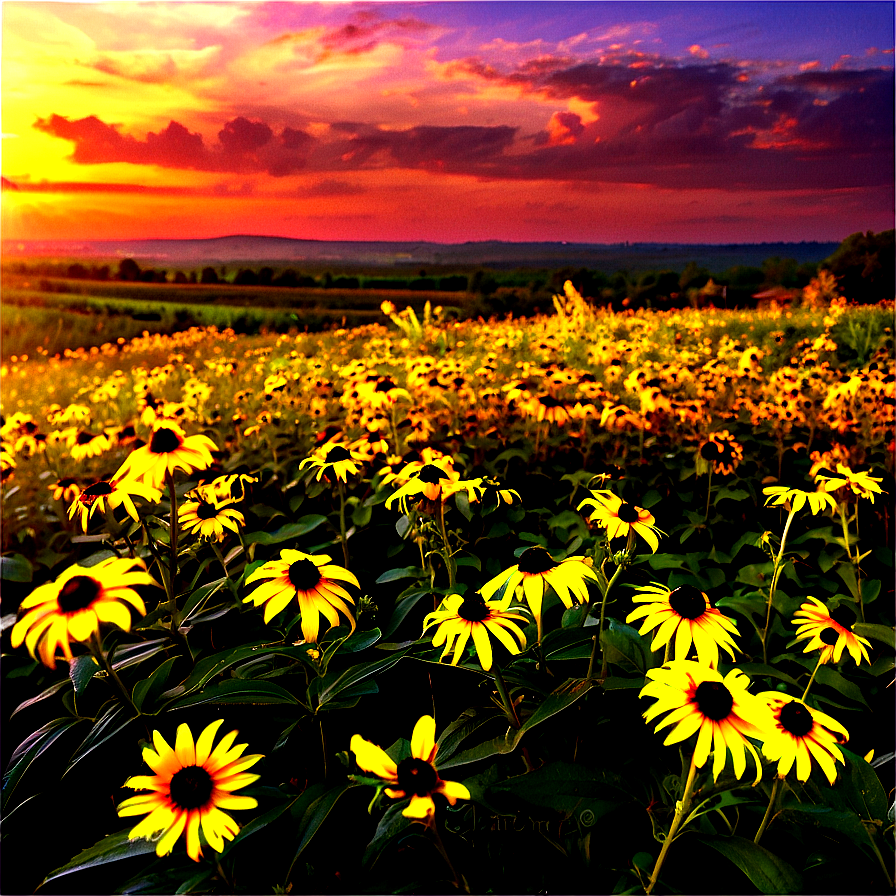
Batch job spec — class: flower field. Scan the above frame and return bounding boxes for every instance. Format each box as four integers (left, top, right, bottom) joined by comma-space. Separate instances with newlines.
1, 288, 894, 895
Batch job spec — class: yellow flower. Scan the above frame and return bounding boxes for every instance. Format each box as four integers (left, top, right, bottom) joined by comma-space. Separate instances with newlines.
423, 591, 528, 671
814, 463, 884, 503
762, 486, 837, 515
350, 715, 470, 821
243, 549, 358, 642
640, 660, 774, 783
10, 557, 159, 669
696, 431, 744, 476
578, 490, 663, 553
480, 546, 597, 629
299, 442, 362, 483
115, 422, 217, 488
792, 597, 872, 666
118, 720, 262, 861
179, 499, 245, 542
68, 476, 162, 532
759, 692, 849, 785
626, 583, 739, 667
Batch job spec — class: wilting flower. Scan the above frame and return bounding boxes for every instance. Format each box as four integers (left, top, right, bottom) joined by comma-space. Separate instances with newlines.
179, 498, 245, 542
696, 431, 744, 476
243, 549, 358, 642
626, 583, 739, 667
792, 597, 872, 666
299, 442, 362, 483
68, 477, 163, 532
480, 546, 597, 628
762, 486, 837, 515
423, 592, 528, 671
115, 421, 217, 488
814, 463, 884, 503
578, 490, 663, 553
10, 557, 159, 669
118, 720, 263, 861
759, 692, 849, 785
350, 715, 470, 821
640, 660, 774, 783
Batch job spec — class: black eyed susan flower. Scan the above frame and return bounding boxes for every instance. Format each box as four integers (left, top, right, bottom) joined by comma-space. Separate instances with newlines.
578, 489, 663, 553
759, 692, 849, 785
118, 720, 262, 861
422, 591, 528, 671
68, 429, 112, 461
68, 476, 163, 532
385, 458, 474, 515
480, 546, 597, 631
115, 421, 217, 489
762, 485, 837, 515
696, 431, 744, 476
10, 557, 159, 669
814, 463, 884, 503
350, 715, 470, 821
792, 597, 872, 666
626, 583, 739, 668
640, 660, 774, 783
299, 442, 362, 483
50, 477, 81, 504
243, 549, 359, 642
178, 498, 245, 542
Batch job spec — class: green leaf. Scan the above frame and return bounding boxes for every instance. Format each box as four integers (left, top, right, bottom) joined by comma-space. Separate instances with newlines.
11, 678, 71, 717
696, 834, 802, 894
41, 828, 158, 886
179, 577, 228, 621
600, 620, 650, 674
242, 515, 327, 546
0, 553, 33, 582
645, 554, 687, 570
779, 806, 869, 848
362, 801, 413, 869
132, 657, 179, 712
168, 679, 300, 709
853, 622, 895, 649
835, 748, 889, 823
814, 665, 869, 707
836, 564, 859, 600
69, 655, 100, 696
454, 489, 473, 521
376, 566, 425, 584
158, 641, 272, 701
3, 718, 85, 811
490, 760, 630, 820
380, 589, 430, 640
290, 782, 354, 870
435, 708, 505, 766
316, 646, 411, 708
65, 701, 134, 776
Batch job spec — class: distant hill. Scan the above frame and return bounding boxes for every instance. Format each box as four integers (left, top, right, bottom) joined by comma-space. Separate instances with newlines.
1, 234, 841, 272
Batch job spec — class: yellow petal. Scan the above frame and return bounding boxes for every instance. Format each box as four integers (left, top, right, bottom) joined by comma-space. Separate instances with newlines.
411, 716, 437, 764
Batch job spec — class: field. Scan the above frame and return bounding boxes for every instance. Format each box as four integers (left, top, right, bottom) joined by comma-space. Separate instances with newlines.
1, 287, 894, 895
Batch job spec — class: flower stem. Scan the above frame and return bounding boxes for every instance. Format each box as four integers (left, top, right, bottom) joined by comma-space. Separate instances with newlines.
337, 479, 350, 567
704, 467, 713, 523
165, 471, 181, 634
645, 751, 699, 895
761, 506, 797, 664
427, 819, 470, 893
87, 633, 149, 736
754, 777, 781, 844
437, 500, 456, 589
211, 540, 229, 578
492, 666, 520, 729
801, 653, 825, 702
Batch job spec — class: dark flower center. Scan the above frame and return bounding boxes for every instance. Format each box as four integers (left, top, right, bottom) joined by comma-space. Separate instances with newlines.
617, 502, 641, 523
375, 378, 398, 393
457, 594, 491, 622
829, 605, 854, 629
81, 480, 113, 503
693, 680, 734, 720
539, 395, 561, 408
76, 430, 97, 445
168, 765, 214, 810
417, 464, 449, 484
779, 701, 814, 737
517, 546, 557, 574
668, 585, 707, 620
288, 558, 322, 591
700, 440, 724, 460
57, 575, 101, 614
396, 757, 438, 797
196, 501, 219, 520
820, 627, 841, 646
325, 446, 352, 463
149, 427, 183, 454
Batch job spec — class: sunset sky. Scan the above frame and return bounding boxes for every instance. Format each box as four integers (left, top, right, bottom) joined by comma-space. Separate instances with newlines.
2, 1, 893, 244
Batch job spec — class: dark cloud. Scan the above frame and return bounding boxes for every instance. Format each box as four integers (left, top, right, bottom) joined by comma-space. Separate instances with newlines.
34, 114, 316, 177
